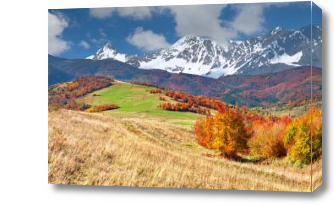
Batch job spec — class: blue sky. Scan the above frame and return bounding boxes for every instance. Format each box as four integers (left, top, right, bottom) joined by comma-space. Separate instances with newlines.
48, 1, 321, 59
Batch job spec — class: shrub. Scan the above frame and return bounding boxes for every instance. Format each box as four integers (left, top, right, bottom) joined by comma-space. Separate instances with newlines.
85, 104, 119, 113
158, 102, 210, 115
149, 89, 162, 94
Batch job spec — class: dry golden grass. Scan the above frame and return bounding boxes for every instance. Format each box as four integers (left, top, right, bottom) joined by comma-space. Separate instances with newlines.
48, 110, 321, 191
312, 158, 322, 191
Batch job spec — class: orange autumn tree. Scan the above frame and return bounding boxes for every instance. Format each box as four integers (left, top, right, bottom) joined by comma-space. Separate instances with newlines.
195, 109, 249, 159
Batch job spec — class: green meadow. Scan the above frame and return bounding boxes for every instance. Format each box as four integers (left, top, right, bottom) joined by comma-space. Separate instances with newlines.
80, 82, 200, 127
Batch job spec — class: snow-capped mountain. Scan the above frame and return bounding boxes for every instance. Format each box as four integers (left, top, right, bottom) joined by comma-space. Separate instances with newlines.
127, 36, 229, 77
224, 24, 322, 75
86, 43, 127, 62
86, 24, 322, 78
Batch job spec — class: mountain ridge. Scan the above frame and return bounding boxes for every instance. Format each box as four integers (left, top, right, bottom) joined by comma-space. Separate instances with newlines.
85, 24, 322, 78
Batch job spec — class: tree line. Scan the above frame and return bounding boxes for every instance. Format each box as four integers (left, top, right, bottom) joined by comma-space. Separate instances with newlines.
149, 84, 322, 165
195, 106, 322, 165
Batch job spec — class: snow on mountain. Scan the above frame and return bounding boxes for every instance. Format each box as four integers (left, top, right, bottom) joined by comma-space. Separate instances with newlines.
86, 24, 322, 78
86, 43, 127, 62
135, 36, 230, 77
270, 51, 303, 66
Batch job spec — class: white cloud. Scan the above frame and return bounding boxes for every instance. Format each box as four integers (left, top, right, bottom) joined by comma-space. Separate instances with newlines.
79, 40, 90, 49
89, 8, 114, 19
89, 7, 154, 20
168, 5, 236, 47
91, 38, 107, 45
117, 7, 153, 20
48, 12, 70, 55
126, 27, 170, 51
231, 3, 290, 35
91, 29, 109, 45
232, 4, 266, 35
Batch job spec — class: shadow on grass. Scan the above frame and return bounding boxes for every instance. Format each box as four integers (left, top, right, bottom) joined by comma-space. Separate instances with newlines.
235, 156, 267, 164
203, 153, 266, 164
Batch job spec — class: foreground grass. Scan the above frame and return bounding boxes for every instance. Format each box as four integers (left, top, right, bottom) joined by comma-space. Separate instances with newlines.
48, 110, 321, 191
312, 158, 322, 191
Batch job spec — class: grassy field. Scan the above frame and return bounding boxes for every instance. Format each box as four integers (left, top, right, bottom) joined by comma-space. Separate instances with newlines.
79, 81, 199, 127
48, 110, 321, 191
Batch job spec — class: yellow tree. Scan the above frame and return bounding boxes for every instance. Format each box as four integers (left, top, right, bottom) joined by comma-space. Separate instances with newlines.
283, 108, 322, 165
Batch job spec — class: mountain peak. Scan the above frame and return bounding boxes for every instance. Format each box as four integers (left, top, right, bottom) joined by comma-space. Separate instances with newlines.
311, 24, 322, 31
315, 24, 322, 30
298, 24, 322, 40
86, 43, 127, 62
300, 24, 322, 31
271, 26, 283, 35
181, 35, 200, 40
169, 35, 201, 51
103, 42, 115, 50
174, 35, 202, 45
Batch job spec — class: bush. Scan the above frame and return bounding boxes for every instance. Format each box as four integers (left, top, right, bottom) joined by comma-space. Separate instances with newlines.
149, 89, 162, 94
85, 104, 119, 113
158, 102, 210, 115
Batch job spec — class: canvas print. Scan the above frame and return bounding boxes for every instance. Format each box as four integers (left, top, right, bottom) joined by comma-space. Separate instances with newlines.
48, 1, 322, 192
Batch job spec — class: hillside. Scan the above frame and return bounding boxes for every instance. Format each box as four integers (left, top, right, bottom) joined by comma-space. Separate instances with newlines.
48, 109, 321, 191
48, 55, 321, 107
48, 65, 74, 85
218, 67, 322, 107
